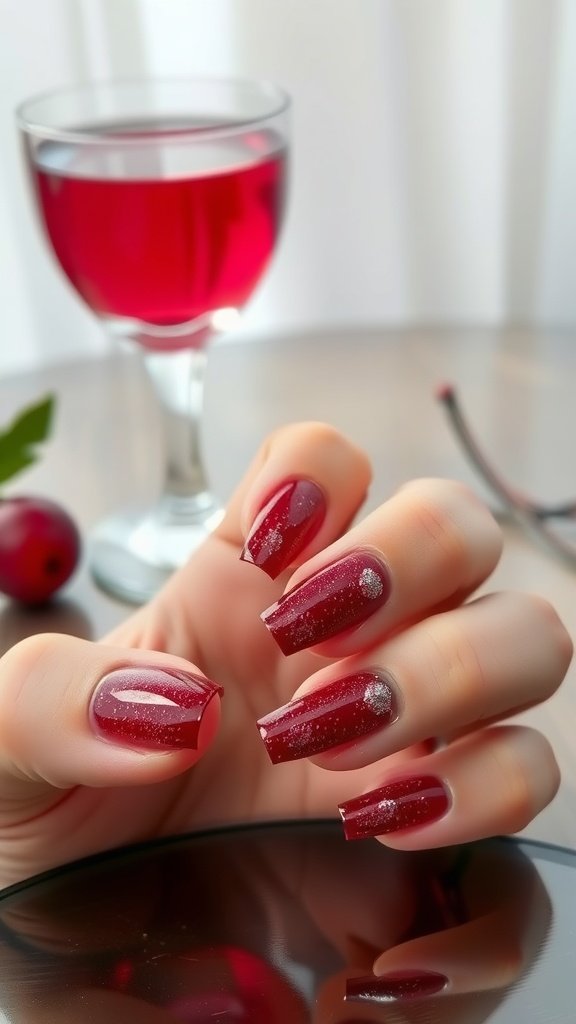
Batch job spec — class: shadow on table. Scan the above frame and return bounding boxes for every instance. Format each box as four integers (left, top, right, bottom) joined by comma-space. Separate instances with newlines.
0, 598, 93, 655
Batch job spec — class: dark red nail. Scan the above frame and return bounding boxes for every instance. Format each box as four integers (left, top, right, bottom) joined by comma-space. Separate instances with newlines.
90, 667, 222, 750
257, 670, 398, 763
240, 479, 326, 579
346, 969, 448, 1003
261, 550, 391, 655
339, 775, 450, 840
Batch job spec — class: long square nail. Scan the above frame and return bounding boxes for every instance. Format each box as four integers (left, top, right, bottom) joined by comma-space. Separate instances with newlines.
339, 775, 450, 840
257, 670, 398, 763
240, 479, 326, 578
261, 550, 391, 655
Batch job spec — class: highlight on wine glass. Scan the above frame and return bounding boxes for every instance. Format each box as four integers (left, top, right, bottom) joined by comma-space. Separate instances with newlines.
16, 78, 290, 604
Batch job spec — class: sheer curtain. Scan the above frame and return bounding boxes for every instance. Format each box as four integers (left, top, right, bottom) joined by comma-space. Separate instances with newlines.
1, 0, 574, 374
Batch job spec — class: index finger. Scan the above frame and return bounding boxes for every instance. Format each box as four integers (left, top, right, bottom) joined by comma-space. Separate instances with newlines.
217, 421, 372, 575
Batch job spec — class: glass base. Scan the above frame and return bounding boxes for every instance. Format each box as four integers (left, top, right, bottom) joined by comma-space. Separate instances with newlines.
89, 494, 225, 605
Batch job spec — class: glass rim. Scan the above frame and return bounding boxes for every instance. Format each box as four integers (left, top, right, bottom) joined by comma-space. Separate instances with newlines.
15, 75, 291, 146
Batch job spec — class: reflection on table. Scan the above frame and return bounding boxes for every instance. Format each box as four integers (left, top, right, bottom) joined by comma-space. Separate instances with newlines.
0, 820, 571, 1023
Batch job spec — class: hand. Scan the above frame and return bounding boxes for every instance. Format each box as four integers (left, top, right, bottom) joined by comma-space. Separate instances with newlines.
0, 423, 571, 889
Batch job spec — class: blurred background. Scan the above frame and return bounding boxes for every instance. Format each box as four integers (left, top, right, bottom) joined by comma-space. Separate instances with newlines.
1, 0, 575, 375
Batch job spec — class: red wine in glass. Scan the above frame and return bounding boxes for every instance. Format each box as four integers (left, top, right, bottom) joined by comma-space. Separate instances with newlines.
32, 126, 286, 350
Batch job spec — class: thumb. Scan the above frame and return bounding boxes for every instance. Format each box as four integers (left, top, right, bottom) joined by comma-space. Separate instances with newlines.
0, 632, 222, 806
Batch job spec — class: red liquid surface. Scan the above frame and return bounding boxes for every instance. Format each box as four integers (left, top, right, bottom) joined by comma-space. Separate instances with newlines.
32, 132, 286, 347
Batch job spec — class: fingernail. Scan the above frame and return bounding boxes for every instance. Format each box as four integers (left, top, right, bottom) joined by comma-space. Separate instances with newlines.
240, 479, 326, 579
261, 550, 391, 655
257, 670, 398, 764
338, 775, 450, 840
90, 667, 223, 750
346, 969, 448, 1003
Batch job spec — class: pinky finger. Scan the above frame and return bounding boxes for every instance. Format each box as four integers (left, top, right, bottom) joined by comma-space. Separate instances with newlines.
338, 725, 560, 850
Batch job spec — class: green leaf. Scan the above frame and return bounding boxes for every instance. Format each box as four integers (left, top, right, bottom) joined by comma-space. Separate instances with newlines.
1, 394, 54, 448
0, 451, 37, 486
0, 394, 55, 487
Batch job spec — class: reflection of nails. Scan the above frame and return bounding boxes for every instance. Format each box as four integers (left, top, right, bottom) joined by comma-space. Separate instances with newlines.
262, 550, 391, 655
241, 479, 326, 579
91, 667, 222, 750
346, 969, 448, 1002
257, 670, 398, 763
339, 775, 450, 840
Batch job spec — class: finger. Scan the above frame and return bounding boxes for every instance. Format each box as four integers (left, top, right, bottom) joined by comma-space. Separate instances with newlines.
359, 910, 542, 1000
217, 421, 372, 574
256, 591, 572, 768
348, 842, 551, 1005
261, 477, 502, 657
317, 966, 502, 1024
0, 633, 222, 808
337, 724, 560, 849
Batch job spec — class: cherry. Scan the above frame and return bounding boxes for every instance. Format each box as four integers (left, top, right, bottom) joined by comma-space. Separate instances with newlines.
0, 496, 81, 604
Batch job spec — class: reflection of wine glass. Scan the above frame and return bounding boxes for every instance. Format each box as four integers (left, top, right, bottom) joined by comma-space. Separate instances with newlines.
17, 79, 290, 604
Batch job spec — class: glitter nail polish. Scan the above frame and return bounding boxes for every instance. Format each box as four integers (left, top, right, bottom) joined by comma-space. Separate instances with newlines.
339, 775, 450, 840
346, 969, 448, 1003
257, 670, 398, 763
261, 550, 391, 655
240, 479, 326, 579
91, 666, 223, 750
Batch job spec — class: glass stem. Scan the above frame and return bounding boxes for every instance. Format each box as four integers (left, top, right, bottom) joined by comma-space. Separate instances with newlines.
142, 347, 217, 522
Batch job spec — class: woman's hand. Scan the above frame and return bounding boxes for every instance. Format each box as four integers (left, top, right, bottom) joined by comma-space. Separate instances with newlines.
0, 423, 571, 888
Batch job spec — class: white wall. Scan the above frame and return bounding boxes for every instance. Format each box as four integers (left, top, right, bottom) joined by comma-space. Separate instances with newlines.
1, 0, 575, 375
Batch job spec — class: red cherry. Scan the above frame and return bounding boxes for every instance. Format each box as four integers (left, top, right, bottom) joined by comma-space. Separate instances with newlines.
0, 496, 81, 604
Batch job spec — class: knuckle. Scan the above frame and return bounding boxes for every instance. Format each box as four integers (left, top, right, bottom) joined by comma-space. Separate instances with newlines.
507, 591, 574, 693
524, 593, 573, 673
425, 621, 489, 719
491, 726, 560, 833
0, 634, 62, 749
416, 502, 468, 575
0, 633, 60, 684
490, 744, 534, 833
399, 478, 502, 579
274, 420, 345, 450
275, 421, 372, 488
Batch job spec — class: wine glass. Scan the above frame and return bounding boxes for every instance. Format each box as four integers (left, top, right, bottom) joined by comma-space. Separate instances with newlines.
17, 78, 290, 604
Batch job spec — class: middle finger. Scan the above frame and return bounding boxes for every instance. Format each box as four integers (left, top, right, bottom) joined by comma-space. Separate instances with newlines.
257, 590, 570, 769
